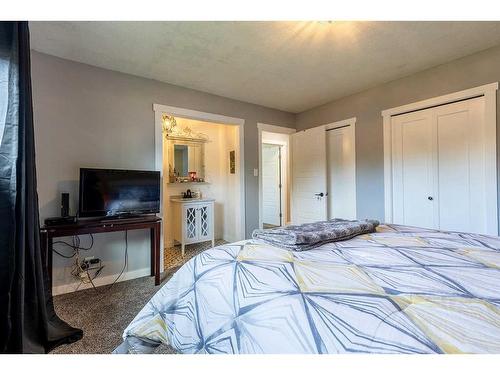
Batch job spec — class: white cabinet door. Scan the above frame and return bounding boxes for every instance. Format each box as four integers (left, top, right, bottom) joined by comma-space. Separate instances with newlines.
197, 203, 213, 242
291, 126, 327, 224
327, 125, 356, 220
391, 96, 493, 234
183, 204, 199, 244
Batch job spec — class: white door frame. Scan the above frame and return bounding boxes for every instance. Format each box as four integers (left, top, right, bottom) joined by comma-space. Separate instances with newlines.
258, 123, 295, 229
382, 83, 498, 234
154, 104, 246, 272
325, 117, 357, 219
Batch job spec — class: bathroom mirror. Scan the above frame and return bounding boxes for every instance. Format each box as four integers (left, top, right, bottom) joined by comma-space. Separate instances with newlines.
167, 138, 206, 182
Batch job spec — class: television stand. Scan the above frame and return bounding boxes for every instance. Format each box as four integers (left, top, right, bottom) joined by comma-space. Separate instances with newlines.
40, 216, 162, 288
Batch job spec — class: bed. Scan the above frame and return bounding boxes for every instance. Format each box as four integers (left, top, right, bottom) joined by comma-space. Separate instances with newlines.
115, 224, 500, 354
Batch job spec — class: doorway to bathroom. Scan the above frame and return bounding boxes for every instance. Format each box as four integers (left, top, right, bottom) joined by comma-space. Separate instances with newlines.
154, 104, 245, 271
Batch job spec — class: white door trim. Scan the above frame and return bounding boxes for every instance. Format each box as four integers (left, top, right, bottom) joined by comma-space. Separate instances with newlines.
324, 117, 357, 219
258, 123, 295, 229
325, 117, 357, 131
154, 104, 246, 271
382, 83, 498, 233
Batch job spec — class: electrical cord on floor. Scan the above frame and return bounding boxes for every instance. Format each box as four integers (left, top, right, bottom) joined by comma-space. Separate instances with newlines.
52, 230, 129, 294
87, 230, 129, 294
105, 229, 129, 291
65, 234, 103, 292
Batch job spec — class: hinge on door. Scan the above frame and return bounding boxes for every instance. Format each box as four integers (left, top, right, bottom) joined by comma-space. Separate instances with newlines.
279, 213, 283, 218
279, 183, 282, 188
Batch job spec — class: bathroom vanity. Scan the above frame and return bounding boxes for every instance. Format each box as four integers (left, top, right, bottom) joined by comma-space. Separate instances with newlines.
170, 196, 215, 256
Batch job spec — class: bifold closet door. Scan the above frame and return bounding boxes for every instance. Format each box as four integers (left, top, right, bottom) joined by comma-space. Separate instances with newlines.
391, 96, 490, 234
434, 98, 486, 233
392, 108, 436, 229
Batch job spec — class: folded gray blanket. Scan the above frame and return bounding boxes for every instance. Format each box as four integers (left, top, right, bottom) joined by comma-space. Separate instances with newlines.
252, 219, 379, 251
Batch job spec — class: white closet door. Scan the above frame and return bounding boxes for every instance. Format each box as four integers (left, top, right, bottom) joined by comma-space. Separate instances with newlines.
391, 96, 492, 234
392, 109, 436, 229
262, 144, 281, 226
327, 125, 356, 220
435, 97, 486, 233
291, 126, 327, 224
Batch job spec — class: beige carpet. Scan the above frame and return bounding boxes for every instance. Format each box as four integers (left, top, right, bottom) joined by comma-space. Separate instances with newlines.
52, 239, 227, 354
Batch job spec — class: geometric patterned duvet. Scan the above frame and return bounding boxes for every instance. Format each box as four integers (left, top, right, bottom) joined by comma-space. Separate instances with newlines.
118, 224, 500, 354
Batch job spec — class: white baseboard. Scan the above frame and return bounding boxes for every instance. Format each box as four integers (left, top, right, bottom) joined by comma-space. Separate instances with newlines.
52, 267, 151, 296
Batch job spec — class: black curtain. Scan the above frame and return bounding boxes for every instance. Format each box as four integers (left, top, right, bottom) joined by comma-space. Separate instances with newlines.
0, 21, 82, 353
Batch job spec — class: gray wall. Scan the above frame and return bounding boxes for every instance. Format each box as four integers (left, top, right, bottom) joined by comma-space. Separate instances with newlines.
32, 44, 500, 291
296, 44, 500, 223
31, 51, 294, 290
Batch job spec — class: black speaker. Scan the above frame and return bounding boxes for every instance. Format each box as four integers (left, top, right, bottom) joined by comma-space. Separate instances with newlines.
61, 192, 70, 217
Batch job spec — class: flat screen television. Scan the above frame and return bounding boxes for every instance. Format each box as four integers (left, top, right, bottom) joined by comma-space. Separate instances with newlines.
79, 168, 160, 218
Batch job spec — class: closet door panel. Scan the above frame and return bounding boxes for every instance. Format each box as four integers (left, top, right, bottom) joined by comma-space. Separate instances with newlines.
435, 97, 486, 233
392, 111, 435, 228
467, 98, 487, 232
436, 106, 471, 232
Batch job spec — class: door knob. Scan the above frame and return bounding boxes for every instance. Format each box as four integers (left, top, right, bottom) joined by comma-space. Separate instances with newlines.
315, 192, 325, 197
428, 196, 434, 201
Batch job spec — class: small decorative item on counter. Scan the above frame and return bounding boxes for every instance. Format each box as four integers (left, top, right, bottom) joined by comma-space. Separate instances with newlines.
189, 171, 197, 181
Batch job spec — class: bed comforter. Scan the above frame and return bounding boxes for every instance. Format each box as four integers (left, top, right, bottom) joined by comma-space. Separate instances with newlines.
116, 224, 500, 354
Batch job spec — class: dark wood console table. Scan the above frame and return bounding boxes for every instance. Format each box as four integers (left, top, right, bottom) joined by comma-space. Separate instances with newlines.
40, 215, 162, 288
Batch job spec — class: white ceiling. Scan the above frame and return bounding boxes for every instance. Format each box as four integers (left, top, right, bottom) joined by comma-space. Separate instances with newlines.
29, 21, 500, 113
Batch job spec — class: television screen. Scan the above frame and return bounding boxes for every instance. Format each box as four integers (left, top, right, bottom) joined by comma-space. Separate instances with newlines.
79, 168, 160, 217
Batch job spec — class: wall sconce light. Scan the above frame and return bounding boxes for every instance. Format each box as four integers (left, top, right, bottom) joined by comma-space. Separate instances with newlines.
162, 114, 177, 135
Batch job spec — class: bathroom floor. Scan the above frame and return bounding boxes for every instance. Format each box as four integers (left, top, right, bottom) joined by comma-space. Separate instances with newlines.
163, 239, 228, 270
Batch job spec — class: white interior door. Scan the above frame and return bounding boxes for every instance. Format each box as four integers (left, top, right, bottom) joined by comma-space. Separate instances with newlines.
327, 125, 357, 220
291, 126, 327, 224
262, 144, 281, 226
391, 96, 493, 234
